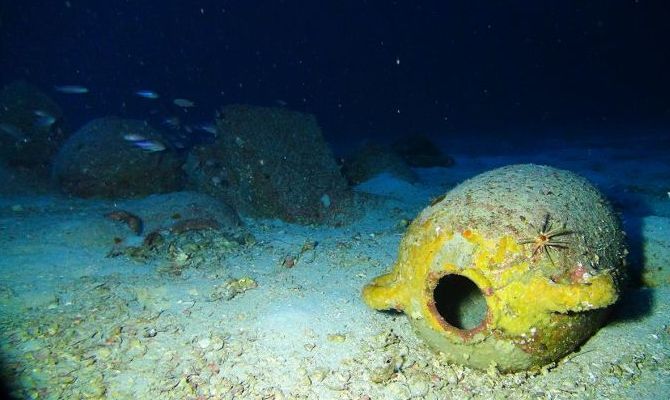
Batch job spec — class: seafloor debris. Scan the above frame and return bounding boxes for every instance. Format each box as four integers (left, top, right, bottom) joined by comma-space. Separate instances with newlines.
104, 208, 253, 267
170, 217, 221, 234
280, 239, 318, 268
104, 210, 143, 234
209, 276, 258, 301
281, 254, 296, 268
142, 230, 164, 249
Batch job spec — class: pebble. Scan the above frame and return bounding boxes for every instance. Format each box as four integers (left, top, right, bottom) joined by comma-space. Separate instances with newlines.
310, 368, 329, 383
408, 376, 430, 397
327, 333, 346, 343
386, 381, 411, 399
94, 346, 112, 361
323, 370, 350, 391
198, 337, 211, 349
143, 327, 158, 338
297, 367, 312, 386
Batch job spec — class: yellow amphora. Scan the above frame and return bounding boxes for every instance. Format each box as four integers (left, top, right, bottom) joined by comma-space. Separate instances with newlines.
363, 164, 627, 372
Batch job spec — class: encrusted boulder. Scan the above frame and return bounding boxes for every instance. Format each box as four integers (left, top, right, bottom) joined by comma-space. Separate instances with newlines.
53, 117, 184, 198
186, 105, 352, 224
0, 81, 68, 168
391, 135, 455, 167
342, 142, 417, 185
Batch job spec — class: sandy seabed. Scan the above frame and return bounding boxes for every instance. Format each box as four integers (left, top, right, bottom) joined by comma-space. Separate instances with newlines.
1, 138, 669, 399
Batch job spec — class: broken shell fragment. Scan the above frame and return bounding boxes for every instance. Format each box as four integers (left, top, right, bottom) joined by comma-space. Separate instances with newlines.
105, 210, 143, 235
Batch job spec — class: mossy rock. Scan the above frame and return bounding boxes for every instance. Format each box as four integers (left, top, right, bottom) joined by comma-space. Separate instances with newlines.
186, 104, 352, 224
391, 135, 454, 167
53, 117, 184, 198
342, 142, 417, 185
0, 81, 67, 168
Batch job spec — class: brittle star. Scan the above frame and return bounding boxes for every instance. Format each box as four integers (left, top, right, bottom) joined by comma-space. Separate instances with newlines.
518, 213, 573, 266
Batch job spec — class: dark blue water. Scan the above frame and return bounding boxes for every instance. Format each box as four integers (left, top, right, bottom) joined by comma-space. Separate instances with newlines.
2, 1, 668, 152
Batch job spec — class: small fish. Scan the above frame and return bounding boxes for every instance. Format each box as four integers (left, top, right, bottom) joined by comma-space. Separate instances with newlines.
35, 116, 56, 128
195, 123, 217, 134
0, 123, 27, 141
275, 99, 288, 107
54, 85, 89, 94
133, 139, 166, 152
34, 110, 53, 117
135, 90, 159, 99
173, 98, 195, 108
162, 116, 181, 129
123, 133, 147, 142
33, 110, 57, 127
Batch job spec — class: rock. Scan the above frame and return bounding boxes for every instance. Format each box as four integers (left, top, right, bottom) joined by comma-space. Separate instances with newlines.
342, 142, 416, 184
185, 104, 352, 224
391, 135, 454, 167
53, 117, 184, 198
0, 81, 68, 168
